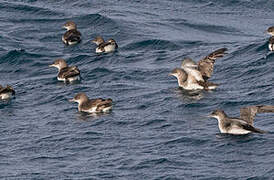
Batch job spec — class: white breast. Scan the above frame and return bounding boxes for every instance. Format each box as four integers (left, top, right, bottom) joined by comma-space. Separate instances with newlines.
57, 75, 80, 82
57, 77, 66, 82
269, 43, 274, 51
84, 106, 97, 113
227, 128, 251, 135
217, 120, 250, 135
96, 47, 104, 53
103, 44, 116, 53
184, 83, 204, 90
102, 106, 112, 112
68, 41, 78, 45
208, 84, 218, 90
182, 76, 204, 90
0, 93, 13, 100
80, 106, 112, 113
62, 36, 66, 43
67, 76, 80, 82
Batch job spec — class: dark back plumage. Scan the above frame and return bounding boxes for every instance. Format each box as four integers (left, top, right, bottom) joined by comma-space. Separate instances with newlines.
0, 85, 15, 95
59, 65, 80, 79
63, 29, 81, 45
81, 98, 113, 112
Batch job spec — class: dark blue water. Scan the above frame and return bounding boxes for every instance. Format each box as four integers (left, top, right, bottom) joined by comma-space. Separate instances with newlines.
1, 0, 274, 179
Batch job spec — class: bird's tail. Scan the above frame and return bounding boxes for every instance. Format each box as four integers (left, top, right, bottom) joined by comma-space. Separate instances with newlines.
197, 81, 218, 90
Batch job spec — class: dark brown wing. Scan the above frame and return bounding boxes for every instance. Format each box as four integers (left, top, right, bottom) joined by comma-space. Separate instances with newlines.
0, 85, 15, 95
89, 98, 104, 105
96, 98, 113, 112
59, 66, 80, 79
239, 123, 266, 134
98, 42, 112, 52
269, 36, 274, 44
83, 98, 112, 112
240, 105, 274, 125
197, 48, 227, 81
63, 30, 81, 44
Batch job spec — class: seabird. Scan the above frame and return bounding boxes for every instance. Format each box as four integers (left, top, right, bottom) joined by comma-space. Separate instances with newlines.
209, 105, 274, 135
62, 21, 81, 45
92, 36, 118, 53
69, 93, 113, 113
170, 48, 227, 90
168, 68, 217, 90
269, 37, 274, 51
0, 85, 15, 100
267, 26, 274, 51
49, 58, 80, 83
266, 26, 274, 51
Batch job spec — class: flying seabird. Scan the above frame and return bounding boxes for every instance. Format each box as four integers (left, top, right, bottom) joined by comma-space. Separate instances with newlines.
69, 93, 113, 113
170, 48, 227, 90
49, 58, 80, 83
62, 21, 81, 45
0, 85, 15, 100
209, 105, 274, 135
92, 36, 118, 53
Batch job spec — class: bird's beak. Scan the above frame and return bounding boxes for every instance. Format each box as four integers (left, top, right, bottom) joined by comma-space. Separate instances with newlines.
168, 73, 174, 76
49, 64, 54, 67
207, 114, 216, 119
69, 98, 75, 102
63, 25, 66, 29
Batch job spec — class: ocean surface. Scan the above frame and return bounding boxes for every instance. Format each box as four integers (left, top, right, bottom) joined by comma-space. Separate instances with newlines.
1, 0, 274, 179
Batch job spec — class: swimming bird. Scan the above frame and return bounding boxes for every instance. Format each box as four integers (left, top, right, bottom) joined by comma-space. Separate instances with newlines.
209, 105, 274, 135
69, 93, 113, 113
269, 37, 274, 51
49, 59, 80, 83
169, 68, 217, 90
92, 36, 118, 53
266, 27, 274, 51
0, 85, 15, 100
62, 21, 81, 45
266, 26, 274, 51
170, 48, 227, 90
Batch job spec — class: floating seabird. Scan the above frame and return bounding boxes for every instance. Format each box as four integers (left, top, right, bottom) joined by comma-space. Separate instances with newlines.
170, 48, 227, 90
62, 21, 81, 45
169, 68, 217, 90
267, 27, 274, 51
92, 36, 118, 53
269, 37, 274, 51
49, 58, 80, 83
209, 105, 274, 135
0, 85, 15, 100
69, 93, 113, 113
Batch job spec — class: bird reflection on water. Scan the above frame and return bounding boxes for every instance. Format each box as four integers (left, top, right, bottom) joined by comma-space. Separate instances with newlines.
173, 87, 204, 102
